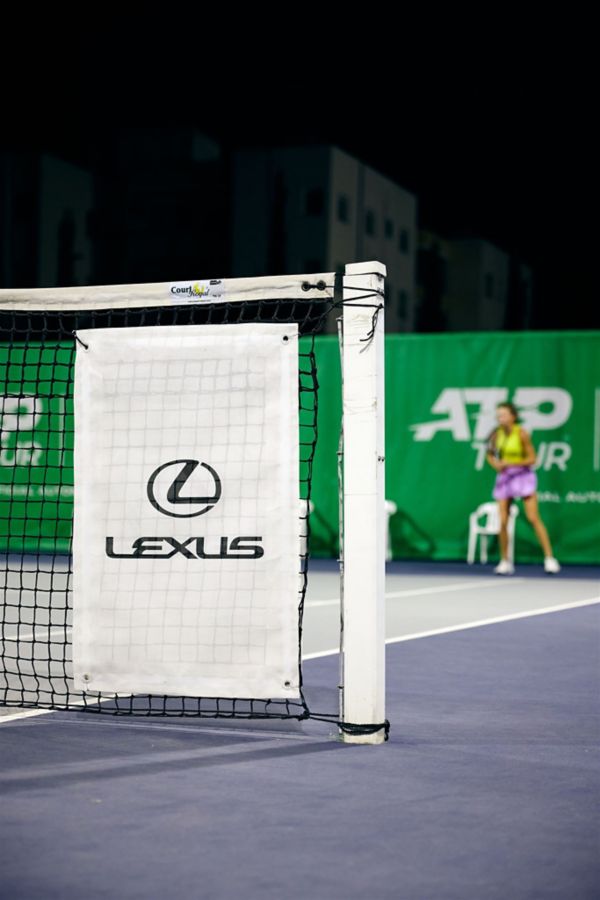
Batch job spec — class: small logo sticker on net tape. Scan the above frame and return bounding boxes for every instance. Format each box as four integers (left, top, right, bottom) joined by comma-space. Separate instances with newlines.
169, 280, 226, 302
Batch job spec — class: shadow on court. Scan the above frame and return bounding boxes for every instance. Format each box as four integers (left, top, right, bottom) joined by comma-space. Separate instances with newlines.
0, 720, 341, 792
1, 602, 599, 899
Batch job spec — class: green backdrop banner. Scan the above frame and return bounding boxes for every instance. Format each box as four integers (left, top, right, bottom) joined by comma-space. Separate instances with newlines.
307, 331, 600, 565
1, 333, 599, 564
0, 343, 73, 553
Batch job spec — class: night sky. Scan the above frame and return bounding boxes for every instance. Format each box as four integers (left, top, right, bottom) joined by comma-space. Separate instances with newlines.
2, 31, 594, 329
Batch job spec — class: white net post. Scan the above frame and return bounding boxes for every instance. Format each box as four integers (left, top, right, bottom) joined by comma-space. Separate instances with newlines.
340, 260, 387, 744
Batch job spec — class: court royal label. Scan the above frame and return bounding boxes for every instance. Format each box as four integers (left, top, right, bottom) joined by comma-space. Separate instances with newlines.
168, 279, 226, 302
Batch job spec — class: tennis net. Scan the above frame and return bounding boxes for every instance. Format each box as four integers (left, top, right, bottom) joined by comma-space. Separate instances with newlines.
0, 266, 388, 742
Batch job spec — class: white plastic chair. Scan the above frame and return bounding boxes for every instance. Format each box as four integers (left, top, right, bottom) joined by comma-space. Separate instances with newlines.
467, 501, 519, 565
304, 500, 398, 561
299, 499, 315, 559
385, 500, 398, 562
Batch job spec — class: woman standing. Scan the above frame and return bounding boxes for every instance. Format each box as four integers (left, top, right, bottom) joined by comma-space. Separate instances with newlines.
486, 402, 560, 575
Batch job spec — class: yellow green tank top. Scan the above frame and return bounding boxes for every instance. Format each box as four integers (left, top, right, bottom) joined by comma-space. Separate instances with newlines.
495, 423, 526, 463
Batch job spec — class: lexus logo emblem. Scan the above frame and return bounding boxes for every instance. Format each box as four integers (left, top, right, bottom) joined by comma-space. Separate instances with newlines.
147, 459, 221, 518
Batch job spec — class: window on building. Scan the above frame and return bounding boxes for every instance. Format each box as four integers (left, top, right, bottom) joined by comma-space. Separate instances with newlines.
337, 194, 349, 222
384, 218, 394, 239
365, 209, 376, 236
398, 290, 408, 318
86, 209, 97, 238
398, 228, 409, 253
485, 273, 494, 298
440, 258, 448, 293
305, 188, 324, 216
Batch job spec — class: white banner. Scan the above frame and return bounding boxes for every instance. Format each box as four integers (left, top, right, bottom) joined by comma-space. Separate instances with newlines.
72, 323, 300, 698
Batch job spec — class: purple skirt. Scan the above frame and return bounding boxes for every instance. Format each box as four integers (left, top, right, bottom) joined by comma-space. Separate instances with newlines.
493, 465, 537, 500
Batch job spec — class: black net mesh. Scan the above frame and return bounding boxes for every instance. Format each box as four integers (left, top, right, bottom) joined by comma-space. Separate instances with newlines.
0, 287, 335, 720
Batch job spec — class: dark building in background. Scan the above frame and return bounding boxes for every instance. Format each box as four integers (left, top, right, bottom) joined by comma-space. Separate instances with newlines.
90, 128, 229, 285
505, 258, 534, 330
0, 152, 92, 289
1, 131, 230, 292
231, 145, 418, 332
416, 231, 534, 332
445, 238, 510, 330
1, 134, 537, 333
416, 232, 448, 332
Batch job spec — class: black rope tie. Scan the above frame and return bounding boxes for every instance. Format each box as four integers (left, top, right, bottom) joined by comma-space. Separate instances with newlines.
359, 302, 384, 351
329, 296, 385, 352
72, 331, 89, 350
310, 714, 391, 741
339, 719, 391, 741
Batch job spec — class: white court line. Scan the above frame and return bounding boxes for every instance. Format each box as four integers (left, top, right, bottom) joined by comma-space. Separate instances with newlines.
0, 709, 55, 724
303, 596, 600, 659
4, 579, 528, 640
0, 714, 325, 741
306, 578, 526, 608
2, 626, 70, 642
3, 596, 599, 724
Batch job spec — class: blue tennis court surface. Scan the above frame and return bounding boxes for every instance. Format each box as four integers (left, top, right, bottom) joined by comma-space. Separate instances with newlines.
1, 566, 599, 899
